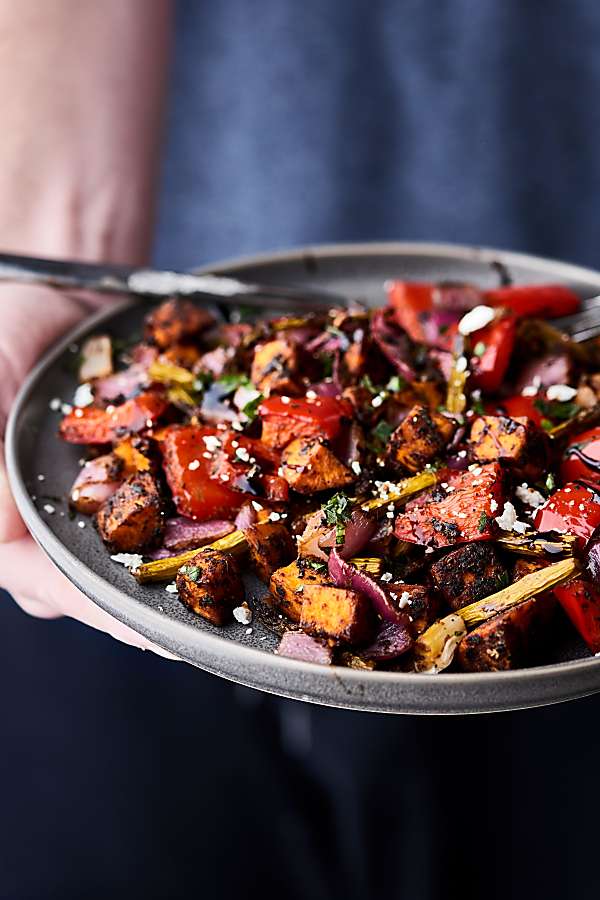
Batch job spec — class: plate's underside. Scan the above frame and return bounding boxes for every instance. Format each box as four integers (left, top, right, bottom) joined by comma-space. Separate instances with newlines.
8, 242, 600, 714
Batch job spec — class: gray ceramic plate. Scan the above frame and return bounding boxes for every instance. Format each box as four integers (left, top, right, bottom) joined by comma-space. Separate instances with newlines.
7, 242, 600, 715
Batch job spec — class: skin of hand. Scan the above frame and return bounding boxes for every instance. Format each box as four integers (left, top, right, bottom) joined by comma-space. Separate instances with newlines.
0, 0, 175, 655
0, 285, 178, 656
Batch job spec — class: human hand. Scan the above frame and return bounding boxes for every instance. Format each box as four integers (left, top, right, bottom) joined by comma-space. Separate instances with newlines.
0, 284, 176, 657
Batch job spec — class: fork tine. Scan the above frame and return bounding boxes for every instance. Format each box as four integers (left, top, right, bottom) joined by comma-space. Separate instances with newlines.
550, 292, 600, 342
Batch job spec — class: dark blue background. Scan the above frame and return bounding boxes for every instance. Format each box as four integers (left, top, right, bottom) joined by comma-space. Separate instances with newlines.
2, 1, 600, 897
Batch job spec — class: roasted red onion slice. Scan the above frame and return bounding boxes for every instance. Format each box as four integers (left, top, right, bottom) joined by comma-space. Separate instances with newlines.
361, 622, 413, 661
95, 364, 149, 403
70, 453, 123, 514
328, 549, 409, 625
586, 533, 600, 585
277, 631, 333, 665
163, 517, 235, 551
371, 309, 416, 381
235, 502, 258, 531
320, 510, 378, 559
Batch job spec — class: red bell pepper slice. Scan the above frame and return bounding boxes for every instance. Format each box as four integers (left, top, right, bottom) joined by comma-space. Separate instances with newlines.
483, 284, 580, 319
561, 426, 600, 485
259, 395, 353, 449
386, 281, 435, 343
162, 425, 246, 520
498, 394, 544, 427
394, 462, 504, 549
553, 578, 600, 653
469, 316, 516, 393
59, 391, 168, 445
533, 481, 600, 547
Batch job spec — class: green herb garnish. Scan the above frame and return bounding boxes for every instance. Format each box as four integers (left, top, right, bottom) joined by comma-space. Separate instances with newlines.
386, 375, 406, 393
179, 565, 200, 582
241, 393, 264, 422
545, 472, 556, 493
322, 492, 352, 544
473, 341, 487, 358
478, 512, 490, 532
215, 373, 252, 395
534, 398, 579, 422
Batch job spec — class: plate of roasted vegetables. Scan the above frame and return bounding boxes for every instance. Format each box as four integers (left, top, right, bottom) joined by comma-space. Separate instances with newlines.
9, 242, 600, 714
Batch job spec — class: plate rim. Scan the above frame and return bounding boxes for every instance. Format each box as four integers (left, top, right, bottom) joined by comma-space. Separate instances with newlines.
7, 240, 600, 714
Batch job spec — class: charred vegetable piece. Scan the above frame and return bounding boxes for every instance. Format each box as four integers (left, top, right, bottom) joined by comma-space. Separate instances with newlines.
497, 532, 577, 559
387, 281, 435, 343
163, 517, 235, 552
429, 542, 508, 611
533, 481, 600, 549
251, 339, 302, 397
113, 437, 154, 474
469, 415, 548, 480
244, 521, 295, 582
394, 463, 504, 549
281, 437, 355, 494
484, 284, 580, 319
300, 584, 375, 644
70, 453, 123, 514
459, 557, 580, 628
259, 395, 353, 450
469, 316, 516, 393
500, 394, 544, 427
414, 614, 467, 673
161, 425, 246, 520
96, 471, 166, 552
144, 298, 214, 349
361, 470, 438, 512
456, 594, 558, 672
175, 548, 244, 625
147, 359, 196, 388
79, 335, 113, 382
277, 631, 333, 665
561, 426, 600, 484
60, 392, 168, 445
387, 404, 456, 473
386, 582, 438, 635
269, 560, 331, 622
360, 622, 413, 661
553, 578, 600, 654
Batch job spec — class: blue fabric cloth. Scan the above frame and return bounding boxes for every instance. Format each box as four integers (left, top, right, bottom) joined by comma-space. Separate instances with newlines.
156, 0, 600, 271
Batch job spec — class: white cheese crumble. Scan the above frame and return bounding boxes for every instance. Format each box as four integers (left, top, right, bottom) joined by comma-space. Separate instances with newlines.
49, 397, 62, 411
455, 356, 468, 373
73, 382, 94, 408
43, 503, 55, 514
546, 384, 577, 402
188, 459, 201, 471
381, 572, 393, 583
165, 583, 179, 594
351, 460, 362, 476
202, 435, 222, 452
235, 447, 250, 462
494, 501, 528, 533
111, 553, 144, 571
458, 305, 495, 336
251, 500, 264, 511
269, 511, 281, 522
398, 591, 411, 609
233, 605, 253, 625
306, 389, 317, 400
515, 484, 546, 509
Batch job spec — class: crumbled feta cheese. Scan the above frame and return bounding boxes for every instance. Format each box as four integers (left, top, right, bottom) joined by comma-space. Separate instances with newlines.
458, 304, 495, 336
381, 572, 393, 583
73, 382, 94, 408
111, 553, 144, 571
165, 582, 178, 594
515, 485, 546, 508
49, 397, 62, 411
202, 452, 212, 459
235, 447, 250, 462
546, 384, 577, 402
306, 389, 317, 400
455, 356, 468, 373
245, 627, 253, 635
251, 500, 264, 511
398, 591, 411, 609
43, 503, 55, 514
280, 396, 291, 405
61, 403, 73, 415
77, 521, 86, 529
233, 605, 253, 625
269, 511, 281, 522
371, 394, 384, 408
351, 460, 362, 476
37, 474, 45, 482
494, 500, 528, 533
188, 459, 200, 471
490, 498, 499, 513
202, 435, 222, 452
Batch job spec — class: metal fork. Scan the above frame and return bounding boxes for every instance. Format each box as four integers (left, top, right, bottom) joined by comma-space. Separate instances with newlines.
554, 294, 600, 342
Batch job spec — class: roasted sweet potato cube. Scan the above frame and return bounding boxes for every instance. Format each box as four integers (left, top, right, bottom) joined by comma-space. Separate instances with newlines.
251, 339, 301, 397
175, 549, 244, 625
244, 522, 296, 582
281, 437, 355, 494
512, 558, 547, 580
144, 298, 214, 349
300, 584, 375, 644
96, 471, 165, 552
469, 415, 548, 480
429, 542, 508, 611
269, 560, 331, 622
388, 404, 456, 472
456, 593, 557, 672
